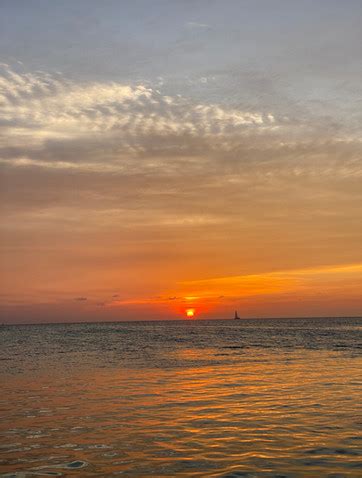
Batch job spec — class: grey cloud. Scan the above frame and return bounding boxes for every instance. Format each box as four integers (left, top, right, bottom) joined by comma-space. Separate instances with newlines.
185, 22, 210, 29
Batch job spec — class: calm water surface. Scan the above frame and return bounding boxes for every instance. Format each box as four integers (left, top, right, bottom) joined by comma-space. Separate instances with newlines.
0, 317, 361, 477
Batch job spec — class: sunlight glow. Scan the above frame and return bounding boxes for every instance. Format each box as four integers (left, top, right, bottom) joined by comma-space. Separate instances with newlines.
186, 308, 195, 318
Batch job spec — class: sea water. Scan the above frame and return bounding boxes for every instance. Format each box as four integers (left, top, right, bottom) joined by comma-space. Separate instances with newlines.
0, 317, 361, 477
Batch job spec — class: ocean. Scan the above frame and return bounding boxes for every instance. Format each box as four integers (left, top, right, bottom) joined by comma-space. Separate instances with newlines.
0, 317, 361, 477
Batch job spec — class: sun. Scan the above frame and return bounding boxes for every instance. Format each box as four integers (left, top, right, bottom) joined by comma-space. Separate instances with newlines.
185, 308, 195, 318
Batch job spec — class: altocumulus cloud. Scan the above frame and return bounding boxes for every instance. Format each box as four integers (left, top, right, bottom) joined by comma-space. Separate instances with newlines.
0, 63, 360, 179
0, 63, 279, 169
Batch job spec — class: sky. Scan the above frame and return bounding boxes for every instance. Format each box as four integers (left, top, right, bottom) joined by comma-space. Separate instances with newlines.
0, 0, 361, 322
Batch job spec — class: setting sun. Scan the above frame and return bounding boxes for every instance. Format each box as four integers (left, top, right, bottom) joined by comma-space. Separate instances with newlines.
185, 308, 195, 318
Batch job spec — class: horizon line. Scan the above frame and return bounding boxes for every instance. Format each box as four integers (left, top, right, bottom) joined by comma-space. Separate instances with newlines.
1, 315, 361, 327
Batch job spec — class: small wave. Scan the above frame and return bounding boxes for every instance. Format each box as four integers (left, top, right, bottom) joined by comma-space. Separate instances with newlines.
305, 447, 360, 456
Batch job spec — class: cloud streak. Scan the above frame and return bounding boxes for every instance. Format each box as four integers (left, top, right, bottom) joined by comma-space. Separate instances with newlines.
107, 263, 362, 308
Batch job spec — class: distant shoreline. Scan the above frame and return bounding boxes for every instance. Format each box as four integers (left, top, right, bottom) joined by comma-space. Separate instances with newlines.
1, 316, 361, 327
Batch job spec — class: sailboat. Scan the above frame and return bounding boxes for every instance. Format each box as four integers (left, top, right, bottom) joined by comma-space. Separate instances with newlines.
234, 310, 240, 320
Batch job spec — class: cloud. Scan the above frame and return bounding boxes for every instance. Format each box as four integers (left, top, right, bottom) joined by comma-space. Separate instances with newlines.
0, 64, 279, 167
1, 64, 360, 180
74, 297, 87, 301
185, 22, 210, 29
108, 263, 362, 307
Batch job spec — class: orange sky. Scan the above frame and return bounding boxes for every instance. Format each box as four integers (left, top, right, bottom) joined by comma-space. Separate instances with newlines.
0, 3, 361, 322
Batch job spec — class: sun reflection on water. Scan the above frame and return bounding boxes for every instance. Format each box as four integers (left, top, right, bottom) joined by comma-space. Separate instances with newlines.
0, 319, 361, 477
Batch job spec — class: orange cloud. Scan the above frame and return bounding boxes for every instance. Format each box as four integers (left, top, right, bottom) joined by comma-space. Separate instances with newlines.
105, 263, 362, 316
